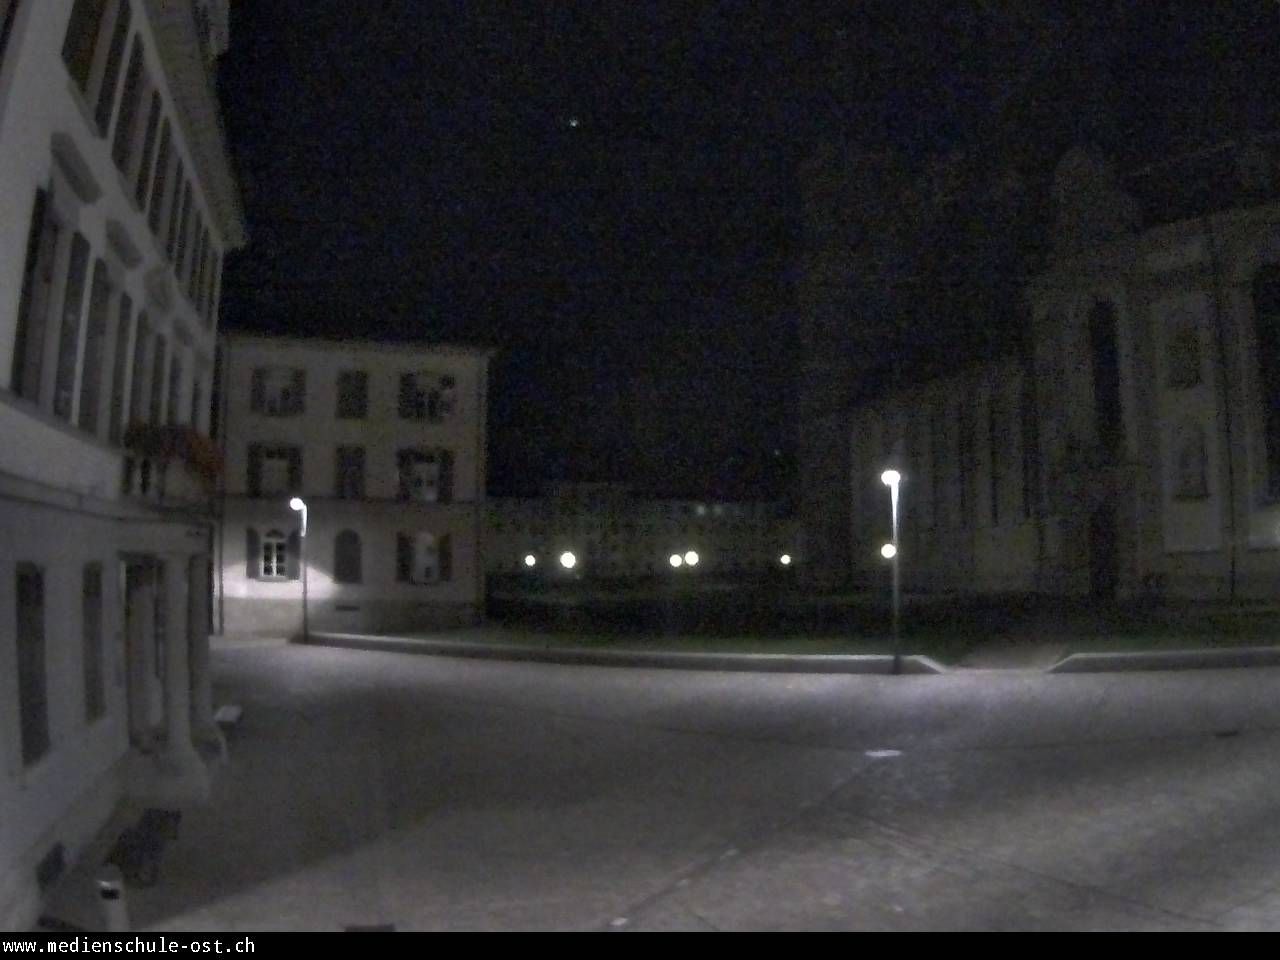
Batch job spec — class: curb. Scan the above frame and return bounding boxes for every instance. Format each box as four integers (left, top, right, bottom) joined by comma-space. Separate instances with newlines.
304, 632, 948, 675
1050, 646, 1280, 673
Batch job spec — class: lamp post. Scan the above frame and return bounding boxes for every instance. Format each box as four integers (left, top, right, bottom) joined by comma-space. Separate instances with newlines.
880, 469, 902, 674
289, 497, 308, 643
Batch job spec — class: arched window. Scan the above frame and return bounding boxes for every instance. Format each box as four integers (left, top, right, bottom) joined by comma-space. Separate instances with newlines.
334, 530, 362, 584
1253, 266, 1280, 498
261, 529, 287, 579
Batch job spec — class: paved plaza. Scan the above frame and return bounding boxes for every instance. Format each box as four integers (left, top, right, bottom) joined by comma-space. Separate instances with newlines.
121, 640, 1280, 931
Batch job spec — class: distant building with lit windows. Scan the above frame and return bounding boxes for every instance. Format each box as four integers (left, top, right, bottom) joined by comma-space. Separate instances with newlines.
0, 0, 245, 930
485, 482, 796, 579
213, 334, 491, 635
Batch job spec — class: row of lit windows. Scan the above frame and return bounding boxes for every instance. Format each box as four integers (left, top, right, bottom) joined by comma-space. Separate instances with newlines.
244, 445, 457, 502
245, 527, 454, 586
64, 0, 222, 326
10, 186, 206, 443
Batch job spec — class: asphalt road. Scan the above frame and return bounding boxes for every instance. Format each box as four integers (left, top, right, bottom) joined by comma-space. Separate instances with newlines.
128, 640, 1280, 931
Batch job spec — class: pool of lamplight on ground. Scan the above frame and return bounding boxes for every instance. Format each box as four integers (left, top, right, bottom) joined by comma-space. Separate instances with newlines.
116, 640, 1280, 931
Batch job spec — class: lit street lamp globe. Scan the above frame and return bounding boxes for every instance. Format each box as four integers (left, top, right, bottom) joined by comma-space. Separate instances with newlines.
683, 550, 699, 567
779, 554, 792, 566
669, 554, 684, 568
880, 469, 901, 487
559, 551, 577, 570
524, 554, 537, 568
880, 542, 898, 560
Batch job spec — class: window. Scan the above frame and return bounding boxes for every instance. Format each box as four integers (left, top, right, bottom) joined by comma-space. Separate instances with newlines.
175, 183, 193, 275
77, 260, 112, 434
10, 188, 59, 402
189, 378, 202, 430
397, 448, 454, 502
397, 532, 453, 584
62, 0, 108, 92
133, 93, 161, 208
957, 397, 972, 526
16, 564, 50, 767
128, 313, 149, 426
1020, 376, 1039, 521
165, 162, 185, 260
260, 529, 287, 579
250, 367, 306, 416
1089, 300, 1123, 457
1253, 267, 1280, 499
334, 446, 365, 499
110, 39, 144, 172
53, 233, 91, 422
83, 563, 105, 722
1172, 421, 1209, 500
336, 370, 368, 419
107, 293, 133, 444
1166, 323, 1201, 389
93, 0, 131, 135
147, 333, 166, 424
247, 444, 301, 497
147, 121, 171, 233
1, 0, 20, 74
398, 371, 456, 421
989, 390, 1001, 526
334, 530, 362, 584
167, 353, 182, 425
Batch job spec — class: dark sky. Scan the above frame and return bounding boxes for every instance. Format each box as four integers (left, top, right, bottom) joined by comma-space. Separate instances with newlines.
215, 1, 1280, 499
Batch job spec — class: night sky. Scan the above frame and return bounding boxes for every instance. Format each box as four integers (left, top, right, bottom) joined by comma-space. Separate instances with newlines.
215, 1, 1280, 499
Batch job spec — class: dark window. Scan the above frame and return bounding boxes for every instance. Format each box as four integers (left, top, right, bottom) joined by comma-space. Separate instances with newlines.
10, 188, 59, 402
957, 398, 972, 526
334, 530, 362, 584
166, 354, 181, 425
175, 182, 193, 275
1254, 268, 1280, 498
189, 378, 202, 429
1173, 421, 1209, 500
165, 163, 185, 260
107, 292, 132, 444
397, 532, 452, 584
250, 367, 306, 416
336, 370, 368, 419
1166, 324, 1201, 389
77, 260, 111, 434
16, 563, 50, 767
110, 38, 144, 172
1089, 301, 1124, 457
132, 93, 160, 208
248, 444, 301, 497
93, 0, 130, 135
335, 446, 365, 499
147, 121, 171, 234
128, 313, 148, 428
62, 0, 108, 91
398, 371, 457, 421
147, 333, 165, 424
1021, 375, 1039, 521
53, 233, 91, 421
82, 563, 105, 722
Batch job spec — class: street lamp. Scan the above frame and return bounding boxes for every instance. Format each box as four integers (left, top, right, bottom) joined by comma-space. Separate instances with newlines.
524, 554, 537, 568
683, 550, 699, 567
880, 469, 902, 674
288, 497, 308, 644
669, 553, 684, 568
559, 551, 577, 571
779, 553, 792, 567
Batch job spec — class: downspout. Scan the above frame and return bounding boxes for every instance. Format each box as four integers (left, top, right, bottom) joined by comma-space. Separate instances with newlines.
215, 335, 230, 632
1203, 214, 1239, 601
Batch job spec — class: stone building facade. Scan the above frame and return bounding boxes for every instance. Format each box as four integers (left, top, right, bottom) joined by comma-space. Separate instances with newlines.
848, 142, 1280, 600
0, 0, 244, 929
214, 334, 491, 635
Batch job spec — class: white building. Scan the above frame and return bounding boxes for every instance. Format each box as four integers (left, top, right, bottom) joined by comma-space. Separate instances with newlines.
486, 483, 796, 579
0, 0, 245, 929
214, 334, 491, 635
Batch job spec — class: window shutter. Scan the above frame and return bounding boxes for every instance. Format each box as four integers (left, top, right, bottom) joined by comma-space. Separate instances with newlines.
440, 450, 455, 503
250, 369, 264, 412
439, 534, 453, 582
288, 448, 302, 493
246, 528, 259, 580
396, 533, 412, 582
247, 443, 262, 497
286, 531, 301, 580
